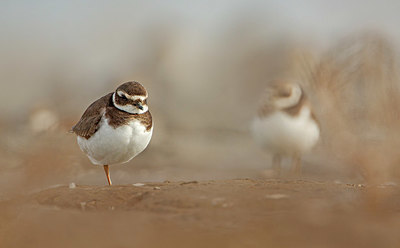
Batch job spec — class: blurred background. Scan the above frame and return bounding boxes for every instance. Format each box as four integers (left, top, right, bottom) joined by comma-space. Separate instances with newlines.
1, 0, 400, 195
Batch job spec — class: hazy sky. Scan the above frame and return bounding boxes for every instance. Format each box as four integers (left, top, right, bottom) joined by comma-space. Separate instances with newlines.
1, 0, 399, 38
1, 0, 400, 118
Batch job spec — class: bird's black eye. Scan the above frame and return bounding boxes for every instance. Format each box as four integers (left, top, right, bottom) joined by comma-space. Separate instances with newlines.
120, 94, 128, 100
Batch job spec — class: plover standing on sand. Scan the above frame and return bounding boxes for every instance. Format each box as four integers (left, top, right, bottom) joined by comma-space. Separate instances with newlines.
251, 80, 320, 176
71, 81, 153, 185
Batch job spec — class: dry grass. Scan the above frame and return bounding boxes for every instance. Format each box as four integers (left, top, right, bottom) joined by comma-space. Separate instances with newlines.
291, 33, 400, 183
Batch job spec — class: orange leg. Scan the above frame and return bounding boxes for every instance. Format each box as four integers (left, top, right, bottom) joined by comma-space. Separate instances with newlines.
103, 165, 112, 186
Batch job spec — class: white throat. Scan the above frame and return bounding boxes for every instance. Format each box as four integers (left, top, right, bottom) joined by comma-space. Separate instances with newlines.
112, 93, 148, 114
274, 84, 302, 109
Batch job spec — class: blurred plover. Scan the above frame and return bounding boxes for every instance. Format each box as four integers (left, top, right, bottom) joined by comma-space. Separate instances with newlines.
71, 81, 153, 185
251, 80, 320, 176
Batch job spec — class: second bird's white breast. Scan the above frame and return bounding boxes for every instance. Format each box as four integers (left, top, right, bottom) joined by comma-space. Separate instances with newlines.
251, 106, 320, 155
77, 115, 153, 166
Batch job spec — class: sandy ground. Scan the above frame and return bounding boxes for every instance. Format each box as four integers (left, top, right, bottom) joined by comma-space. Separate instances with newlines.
1, 178, 400, 248
0, 127, 398, 247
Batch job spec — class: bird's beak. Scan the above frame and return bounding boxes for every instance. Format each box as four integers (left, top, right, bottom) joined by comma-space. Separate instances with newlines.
138, 104, 144, 110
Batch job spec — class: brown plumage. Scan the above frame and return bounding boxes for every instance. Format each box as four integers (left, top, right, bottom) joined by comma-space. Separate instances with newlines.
71, 93, 113, 139
117, 81, 147, 96
71, 92, 152, 139
106, 108, 152, 131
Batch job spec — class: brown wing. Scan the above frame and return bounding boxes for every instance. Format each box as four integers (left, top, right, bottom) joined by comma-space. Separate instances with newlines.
71, 93, 113, 139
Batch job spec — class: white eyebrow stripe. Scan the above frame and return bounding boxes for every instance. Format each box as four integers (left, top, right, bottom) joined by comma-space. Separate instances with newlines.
130, 95, 147, 101
117, 91, 147, 101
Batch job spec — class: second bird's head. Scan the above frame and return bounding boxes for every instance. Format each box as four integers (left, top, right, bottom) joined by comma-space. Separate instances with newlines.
264, 80, 303, 109
112, 81, 149, 114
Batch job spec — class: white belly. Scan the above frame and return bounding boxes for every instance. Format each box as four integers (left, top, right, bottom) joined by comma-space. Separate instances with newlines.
77, 117, 153, 166
251, 107, 320, 155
